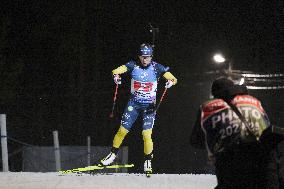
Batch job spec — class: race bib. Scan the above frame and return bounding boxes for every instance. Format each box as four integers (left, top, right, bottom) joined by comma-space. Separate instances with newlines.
131, 79, 157, 102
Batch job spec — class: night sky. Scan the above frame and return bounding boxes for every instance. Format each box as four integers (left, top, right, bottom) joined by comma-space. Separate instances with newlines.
1, 1, 283, 173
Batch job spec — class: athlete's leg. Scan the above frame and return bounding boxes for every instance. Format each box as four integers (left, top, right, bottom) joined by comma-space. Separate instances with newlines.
100, 100, 139, 166
142, 128, 154, 175
142, 104, 156, 155
142, 129, 153, 155
113, 126, 129, 149
142, 104, 156, 174
112, 99, 139, 149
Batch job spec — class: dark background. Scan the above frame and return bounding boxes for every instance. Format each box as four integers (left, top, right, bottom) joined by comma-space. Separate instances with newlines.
0, 0, 283, 173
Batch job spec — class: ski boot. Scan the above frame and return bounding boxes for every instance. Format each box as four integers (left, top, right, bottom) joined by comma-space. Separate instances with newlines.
99, 147, 119, 166
100, 152, 116, 166
144, 159, 152, 177
144, 153, 153, 177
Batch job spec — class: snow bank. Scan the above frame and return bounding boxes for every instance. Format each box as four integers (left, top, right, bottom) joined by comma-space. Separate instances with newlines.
0, 172, 217, 189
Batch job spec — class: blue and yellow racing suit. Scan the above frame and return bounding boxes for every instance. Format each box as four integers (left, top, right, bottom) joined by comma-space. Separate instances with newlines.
111, 60, 177, 155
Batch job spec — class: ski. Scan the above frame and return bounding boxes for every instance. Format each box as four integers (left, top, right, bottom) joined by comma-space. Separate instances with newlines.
59, 164, 134, 174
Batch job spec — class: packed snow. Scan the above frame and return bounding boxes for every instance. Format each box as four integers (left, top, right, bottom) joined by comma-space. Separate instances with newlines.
0, 172, 217, 189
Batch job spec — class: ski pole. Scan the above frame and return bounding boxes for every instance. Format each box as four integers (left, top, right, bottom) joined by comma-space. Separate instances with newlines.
155, 87, 168, 113
109, 83, 119, 118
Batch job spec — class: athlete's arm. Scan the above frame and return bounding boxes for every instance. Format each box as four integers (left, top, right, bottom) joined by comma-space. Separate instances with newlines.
163, 72, 177, 85
112, 61, 136, 75
112, 65, 128, 75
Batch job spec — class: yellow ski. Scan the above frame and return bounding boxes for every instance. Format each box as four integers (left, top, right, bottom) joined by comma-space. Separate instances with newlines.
59, 164, 134, 174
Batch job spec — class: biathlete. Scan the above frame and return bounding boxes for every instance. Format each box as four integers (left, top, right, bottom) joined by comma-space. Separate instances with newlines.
99, 43, 177, 176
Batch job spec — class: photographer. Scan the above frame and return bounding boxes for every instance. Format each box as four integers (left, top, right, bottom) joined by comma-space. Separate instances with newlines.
190, 77, 270, 189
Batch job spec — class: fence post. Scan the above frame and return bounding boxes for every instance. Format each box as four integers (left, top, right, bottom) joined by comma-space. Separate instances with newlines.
53, 130, 61, 171
87, 136, 91, 166
0, 114, 9, 172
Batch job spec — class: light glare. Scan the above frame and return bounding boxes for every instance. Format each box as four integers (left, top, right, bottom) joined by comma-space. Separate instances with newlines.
213, 54, 226, 63
239, 78, 245, 85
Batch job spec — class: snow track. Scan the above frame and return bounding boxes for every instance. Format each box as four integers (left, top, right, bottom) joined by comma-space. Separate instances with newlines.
0, 172, 217, 189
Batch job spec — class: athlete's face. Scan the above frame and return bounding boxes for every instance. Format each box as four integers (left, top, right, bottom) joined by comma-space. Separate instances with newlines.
139, 56, 152, 67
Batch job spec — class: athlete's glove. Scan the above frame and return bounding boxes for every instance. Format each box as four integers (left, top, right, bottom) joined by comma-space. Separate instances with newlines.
165, 80, 173, 88
113, 74, 121, 85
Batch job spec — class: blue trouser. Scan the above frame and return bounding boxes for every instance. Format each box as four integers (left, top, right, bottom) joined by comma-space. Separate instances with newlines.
121, 99, 156, 131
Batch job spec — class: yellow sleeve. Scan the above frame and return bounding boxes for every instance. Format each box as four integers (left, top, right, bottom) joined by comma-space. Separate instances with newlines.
163, 72, 177, 85
112, 65, 128, 75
